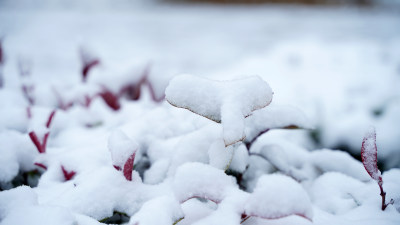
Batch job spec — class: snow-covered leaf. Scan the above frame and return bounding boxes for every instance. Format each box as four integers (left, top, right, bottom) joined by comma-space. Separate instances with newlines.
165, 74, 273, 146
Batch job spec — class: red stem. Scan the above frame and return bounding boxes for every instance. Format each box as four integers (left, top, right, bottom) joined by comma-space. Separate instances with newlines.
82, 59, 99, 82
123, 153, 136, 181
29, 131, 44, 153
28, 131, 49, 154
34, 162, 47, 170
46, 110, 56, 128
61, 165, 76, 181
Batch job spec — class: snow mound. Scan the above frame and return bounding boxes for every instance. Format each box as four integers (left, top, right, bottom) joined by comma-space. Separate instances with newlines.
173, 162, 237, 203
244, 174, 313, 221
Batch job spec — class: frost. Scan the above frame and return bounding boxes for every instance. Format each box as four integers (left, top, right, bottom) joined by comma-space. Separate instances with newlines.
165, 74, 273, 146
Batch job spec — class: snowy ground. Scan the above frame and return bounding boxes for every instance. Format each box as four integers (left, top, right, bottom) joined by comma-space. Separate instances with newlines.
0, 1, 400, 225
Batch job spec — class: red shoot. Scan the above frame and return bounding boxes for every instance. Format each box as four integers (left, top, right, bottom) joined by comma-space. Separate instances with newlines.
46, 110, 56, 128
34, 162, 47, 170
99, 89, 121, 111
82, 59, 99, 82
29, 131, 49, 154
80, 47, 100, 82
61, 165, 76, 181
28, 110, 56, 154
123, 153, 136, 181
112, 152, 136, 181
361, 127, 394, 210
119, 66, 164, 103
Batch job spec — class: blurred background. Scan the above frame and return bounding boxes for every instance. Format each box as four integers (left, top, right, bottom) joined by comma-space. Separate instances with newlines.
1, 0, 399, 169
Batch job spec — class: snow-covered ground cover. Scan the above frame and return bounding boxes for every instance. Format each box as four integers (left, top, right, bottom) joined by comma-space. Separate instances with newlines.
0, 1, 400, 224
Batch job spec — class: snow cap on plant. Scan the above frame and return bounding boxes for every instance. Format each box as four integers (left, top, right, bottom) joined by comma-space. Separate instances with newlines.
165, 74, 273, 146
108, 130, 139, 181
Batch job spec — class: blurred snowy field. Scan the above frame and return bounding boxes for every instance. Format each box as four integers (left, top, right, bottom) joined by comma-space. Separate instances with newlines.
1, 0, 400, 167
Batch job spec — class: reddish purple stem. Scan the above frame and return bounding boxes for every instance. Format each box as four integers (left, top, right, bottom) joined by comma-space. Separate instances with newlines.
34, 162, 47, 170
118, 66, 164, 103
113, 152, 136, 181
123, 153, 136, 181
99, 89, 121, 111
29, 131, 49, 154
46, 110, 56, 128
82, 59, 99, 82
28, 110, 56, 154
61, 165, 76, 181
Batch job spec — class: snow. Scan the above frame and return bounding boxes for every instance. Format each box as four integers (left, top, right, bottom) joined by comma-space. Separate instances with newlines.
108, 130, 139, 169
173, 162, 237, 203
245, 105, 313, 142
0, 1, 400, 225
244, 174, 313, 221
129, 196, 184, 225
166, 74, 273, 146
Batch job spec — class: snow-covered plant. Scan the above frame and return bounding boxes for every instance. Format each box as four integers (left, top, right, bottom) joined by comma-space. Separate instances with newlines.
28, 110, 56, 154
165, 74, 273, 146
108, 130, 139, 181
1, 45, 400, 225
361, 127, 394, 210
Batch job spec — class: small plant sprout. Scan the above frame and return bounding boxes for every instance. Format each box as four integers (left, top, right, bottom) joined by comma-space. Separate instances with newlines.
61, 165, 76, 181
118, 64, 164, 103
80, 46, 100, 83
28, 110, 56, 154
361, 127, 394, 211
165, 74, 273, 146
99, 88, 121, 111
108, 130, 139, 181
